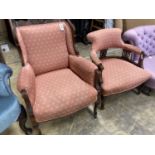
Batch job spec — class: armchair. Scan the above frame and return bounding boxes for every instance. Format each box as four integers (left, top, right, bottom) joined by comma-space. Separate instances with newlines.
16, 21, 98, 134
87, 28, 151, 109
123, 25, 155, 91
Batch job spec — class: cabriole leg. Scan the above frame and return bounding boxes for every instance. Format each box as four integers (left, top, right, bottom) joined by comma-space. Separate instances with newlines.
18, 105, 33, 135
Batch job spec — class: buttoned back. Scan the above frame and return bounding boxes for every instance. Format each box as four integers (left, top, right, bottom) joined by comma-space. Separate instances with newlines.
123, 25, 155, 56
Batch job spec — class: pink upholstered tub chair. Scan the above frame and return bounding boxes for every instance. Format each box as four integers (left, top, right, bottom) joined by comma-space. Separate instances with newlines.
16, 21, 98, 134
123, 25, 155, 94
87, 28, 151, 109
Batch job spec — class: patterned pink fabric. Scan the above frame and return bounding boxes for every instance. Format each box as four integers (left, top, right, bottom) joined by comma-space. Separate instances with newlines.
87, 28, 150, 96
34, 69, 97, 122
17, 63, 36, 105
69, 55, 97, 86
17, 22, 98, 123
87, 28, 124, 51
87, 28, 141, 65
101, 58, 151, 96
16, 23, 69, 75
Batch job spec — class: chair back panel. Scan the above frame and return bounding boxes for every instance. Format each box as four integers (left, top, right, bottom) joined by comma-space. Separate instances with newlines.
16, 22, 69, 75
87, 28, 123, 52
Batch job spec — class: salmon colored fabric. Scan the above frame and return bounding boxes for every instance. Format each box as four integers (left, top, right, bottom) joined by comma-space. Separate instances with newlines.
69, 55, 97, 86
17, 23, 69, 75
87, 28, 151, 96
34, 69, 97, 122
101, 58, 151, 96
17, 22, 97, 122
87, 28, 141, 65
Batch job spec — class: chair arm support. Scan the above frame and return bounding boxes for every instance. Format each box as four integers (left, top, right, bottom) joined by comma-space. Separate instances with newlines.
69, 55, 97, 86
90, 50, 102, 65
90, 50, 104, 71
123, 43, 142, 55
17, 63, 36, 106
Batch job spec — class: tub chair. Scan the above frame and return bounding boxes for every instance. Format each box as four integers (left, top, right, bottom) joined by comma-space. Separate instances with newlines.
87, 28, 151, 109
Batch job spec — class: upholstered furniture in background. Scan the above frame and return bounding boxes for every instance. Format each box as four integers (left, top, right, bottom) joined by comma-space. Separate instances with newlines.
123, 25, 155, 91
16, 21, 98, 134
87, 28, 151, 109
123, 20, 155, 31
0, 63, 31, 134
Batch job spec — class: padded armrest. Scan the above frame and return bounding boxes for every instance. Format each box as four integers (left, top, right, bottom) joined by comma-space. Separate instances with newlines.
90, 50, 101, 65
17, 63, 36, 105
90, 50, 104, 71
69, 55, 97, 86
123, 43, 142, 55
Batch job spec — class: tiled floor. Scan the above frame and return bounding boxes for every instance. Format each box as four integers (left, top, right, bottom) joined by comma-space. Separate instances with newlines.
1, 42, 155, 135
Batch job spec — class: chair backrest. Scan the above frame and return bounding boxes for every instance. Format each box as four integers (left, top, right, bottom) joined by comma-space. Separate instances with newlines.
87, 28, 124, 52
16, 22, 76, 75
0, 63, 13, 97
123, 25, 155, 56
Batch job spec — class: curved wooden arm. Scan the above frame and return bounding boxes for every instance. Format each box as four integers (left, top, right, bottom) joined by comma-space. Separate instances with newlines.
123, 43, 142, 55
90, 50, 104, 71
21, 90, 34, 116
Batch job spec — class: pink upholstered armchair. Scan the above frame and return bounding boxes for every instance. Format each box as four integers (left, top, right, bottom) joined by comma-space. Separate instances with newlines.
87, 28, 151, 109
16, 21, 98, 134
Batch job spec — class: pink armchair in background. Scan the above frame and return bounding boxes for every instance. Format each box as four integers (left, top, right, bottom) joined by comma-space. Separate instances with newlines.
16, 21, 98, 134
87, 28, 151, 109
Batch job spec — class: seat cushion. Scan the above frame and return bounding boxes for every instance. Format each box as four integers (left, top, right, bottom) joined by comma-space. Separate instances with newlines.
143, 55, 155, 89
101, 58, 151, 96
0, 95, 21, 133
34, 69, 97, 122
